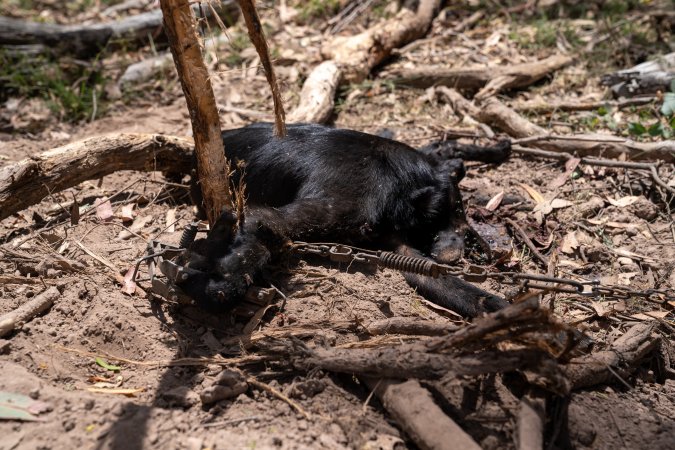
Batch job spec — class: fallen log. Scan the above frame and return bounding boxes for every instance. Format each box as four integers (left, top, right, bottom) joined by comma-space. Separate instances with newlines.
0, 1, 239, 58
566, 322, 659, 390
321, 0, 441, 83
387, 54, 574, 99
292, 0, 440, 123
0, 134, 193, 221
476, 97, 675, 162
288, 61, 342, 124
0, 287, 60, 338
601, 52, 675, 98
514, 96, 657, 114
367, 378, 481, 450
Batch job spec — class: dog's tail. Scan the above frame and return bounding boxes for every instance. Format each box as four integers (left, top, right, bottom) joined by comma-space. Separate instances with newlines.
396, 245, 508, 318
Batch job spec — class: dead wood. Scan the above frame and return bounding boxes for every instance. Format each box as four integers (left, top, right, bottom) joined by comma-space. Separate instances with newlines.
476, 97, 675, 162
388, 54, 574, 98
295, 346, 550, 380
367, 378, 481, 450
601, 52, 675, 97
0, 134, 193, 221
516, 397, 545, 450
288, 61, 342, 124
365, 317, 459, 336
160, 0, 232, 224
0, 287, 60, 338
566, 323, 659, 390
321, 0, 441, 83
237, 0, 286, 137
0, 2, 238, 58
514, 96, 657, 114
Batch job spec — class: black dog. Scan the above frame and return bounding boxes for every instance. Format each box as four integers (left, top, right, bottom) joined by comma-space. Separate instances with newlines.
181, 123, 510, 317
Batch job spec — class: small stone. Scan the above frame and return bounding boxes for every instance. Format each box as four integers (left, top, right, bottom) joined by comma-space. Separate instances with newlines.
162, 386, 199, 408
0, 339, 10, 354
83, 399, 95, 411
297, 420, 309, 431
29, 388, 40, 400
63, 419, 76, 432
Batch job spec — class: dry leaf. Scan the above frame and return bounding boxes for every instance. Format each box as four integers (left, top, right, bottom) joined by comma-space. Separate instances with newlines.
617, 272, 639, 285
549, 157, 580, 190
165, 208, 177, 233
120, 205, 135, 222
117, 216, 153, 240
485, 190, 504, 211
519, 183, 545, 204
561, 231, 579, 254
121, 267, 137, 295
590, 301, 608, 317
94, 197, 113, 222
550, 198, 573, 209
630, 311, 670, 321
607, 195, 640, 207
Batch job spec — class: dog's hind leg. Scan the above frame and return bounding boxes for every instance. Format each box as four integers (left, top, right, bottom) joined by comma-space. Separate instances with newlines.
396, 244, 508, 318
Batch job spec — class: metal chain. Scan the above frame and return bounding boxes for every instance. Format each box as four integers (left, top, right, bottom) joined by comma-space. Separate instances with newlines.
291, 242, 675, 304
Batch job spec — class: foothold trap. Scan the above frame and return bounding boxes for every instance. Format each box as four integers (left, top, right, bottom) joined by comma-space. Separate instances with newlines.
132, 222, 276, 313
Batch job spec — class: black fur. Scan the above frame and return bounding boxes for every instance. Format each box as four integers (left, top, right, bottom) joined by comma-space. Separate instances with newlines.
181, 123, 510, 317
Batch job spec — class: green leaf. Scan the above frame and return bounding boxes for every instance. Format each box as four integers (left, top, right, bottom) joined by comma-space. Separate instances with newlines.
95, 357, 121, 372
661, 92, 675, 117
597, 105, 609, 116
648, 122, 663, 136
628, 122, 646, 135
0, 391, 51, 421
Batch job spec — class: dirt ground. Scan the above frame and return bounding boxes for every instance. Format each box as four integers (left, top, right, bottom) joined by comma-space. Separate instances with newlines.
1, 1, 674, 449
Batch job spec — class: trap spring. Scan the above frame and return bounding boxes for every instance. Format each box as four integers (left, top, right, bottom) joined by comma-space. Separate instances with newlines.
291, 242, 675, 305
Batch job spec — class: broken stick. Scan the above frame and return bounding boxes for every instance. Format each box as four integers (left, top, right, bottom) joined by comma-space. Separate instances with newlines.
367, 378, 481, 450
0, 134, 193, 221
0, 287, 60, 338
160, 0, 232, 224
566, 322, 659, 390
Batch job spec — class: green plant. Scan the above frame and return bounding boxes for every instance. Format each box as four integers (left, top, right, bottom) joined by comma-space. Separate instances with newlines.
0, 50, 106, 122
298, 0, 341, 22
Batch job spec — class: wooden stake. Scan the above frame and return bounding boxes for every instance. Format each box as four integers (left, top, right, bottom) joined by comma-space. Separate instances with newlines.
160, 0, 232, 224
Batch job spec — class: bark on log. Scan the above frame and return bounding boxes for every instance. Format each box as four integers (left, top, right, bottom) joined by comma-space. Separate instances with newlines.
388, 54, 574, 97
288, 61, 342, 124
321, 0, 441, 83
601, 52, 675, 98
289, 0, 440, 123
0, 134, 193, 221
365, 317, 459, 336
0, 287, 60, 338
0, 2, 239, 58
514, 96, 656, 114
160, 0, 232, 224
477, 97, 675, 162
516, 397, 545, 450
295, 346, 552, 380
368, 379, 481, 450
566, 322, 659, 390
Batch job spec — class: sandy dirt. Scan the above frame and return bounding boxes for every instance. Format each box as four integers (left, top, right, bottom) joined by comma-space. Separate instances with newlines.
1, 2, 674, 449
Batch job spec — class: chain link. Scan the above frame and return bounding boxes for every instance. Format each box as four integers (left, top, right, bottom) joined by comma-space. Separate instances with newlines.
290, 242, 675, 304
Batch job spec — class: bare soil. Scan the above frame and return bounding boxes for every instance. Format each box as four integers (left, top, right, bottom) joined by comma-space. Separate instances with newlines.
1, 2, 674, 450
